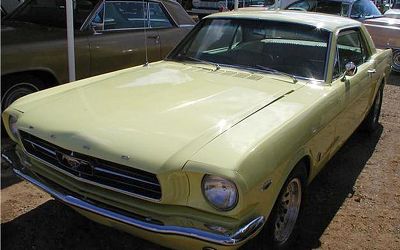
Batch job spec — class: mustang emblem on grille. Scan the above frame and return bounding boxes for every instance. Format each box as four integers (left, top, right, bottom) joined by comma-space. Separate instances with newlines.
56, 153, 93, 176
62, 155, 82, 170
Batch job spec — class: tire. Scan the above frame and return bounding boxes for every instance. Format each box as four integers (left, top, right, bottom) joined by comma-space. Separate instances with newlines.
392, 49, 400, 73
245, 163, 307, 250
1, 75, 44, 110
362, 84, 383, 133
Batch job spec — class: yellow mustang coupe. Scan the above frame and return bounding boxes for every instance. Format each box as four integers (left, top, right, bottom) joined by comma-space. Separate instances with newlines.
2, 10, 392, 250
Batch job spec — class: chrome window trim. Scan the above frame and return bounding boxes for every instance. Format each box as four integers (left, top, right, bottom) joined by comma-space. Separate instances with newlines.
81, 0, 105, 31
158, 0, 179, 27
330, 24, 363, 83
148, 1, 176, 28
82, 0, 177, 32
19, 138, 162, 203
323, 31, 333, 83
178, 24, 195, 28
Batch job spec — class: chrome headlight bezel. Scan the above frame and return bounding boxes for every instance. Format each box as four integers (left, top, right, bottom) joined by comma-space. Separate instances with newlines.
8, 115, 20, 140
202, 174, 239, 211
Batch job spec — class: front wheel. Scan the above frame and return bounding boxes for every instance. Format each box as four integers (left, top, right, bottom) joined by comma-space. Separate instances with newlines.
272, 177, 303, 246
245, 164, 307, 250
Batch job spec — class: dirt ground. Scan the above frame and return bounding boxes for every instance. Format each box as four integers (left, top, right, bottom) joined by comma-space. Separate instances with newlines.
1, 74, 399, 250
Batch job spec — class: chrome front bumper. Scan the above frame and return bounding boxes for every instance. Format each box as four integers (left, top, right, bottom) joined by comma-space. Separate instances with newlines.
7, 149, 265, 247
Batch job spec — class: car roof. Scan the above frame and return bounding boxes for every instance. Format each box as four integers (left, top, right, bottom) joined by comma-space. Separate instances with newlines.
207, 10, 361, 32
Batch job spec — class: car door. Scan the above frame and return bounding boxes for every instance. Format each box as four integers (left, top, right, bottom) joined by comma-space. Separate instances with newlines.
87, 0, 161, 76
148, 1, 186, 58
332, 28, 377, 146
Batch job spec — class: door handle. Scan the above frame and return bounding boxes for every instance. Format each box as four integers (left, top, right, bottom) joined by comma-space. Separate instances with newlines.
368, 69, 376, 74
147, 35, 160, 44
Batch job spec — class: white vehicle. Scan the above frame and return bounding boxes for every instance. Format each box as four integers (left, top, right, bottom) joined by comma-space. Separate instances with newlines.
191, 0, 275, 18
385, 0, 400, 18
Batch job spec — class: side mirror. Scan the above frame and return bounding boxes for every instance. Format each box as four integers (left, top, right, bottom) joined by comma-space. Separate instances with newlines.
345, 62, 357, 76
341, 61, 357, 81
91, 22, 103, 34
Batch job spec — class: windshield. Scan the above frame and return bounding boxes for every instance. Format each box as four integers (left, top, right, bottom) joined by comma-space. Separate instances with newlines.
168, 18, 330, 80
7, 0, 98, 29
350, 0, 382, 19
287, 0, 343, 15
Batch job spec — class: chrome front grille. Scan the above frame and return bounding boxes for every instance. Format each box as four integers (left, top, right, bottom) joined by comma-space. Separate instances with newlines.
19, 131, 162, 200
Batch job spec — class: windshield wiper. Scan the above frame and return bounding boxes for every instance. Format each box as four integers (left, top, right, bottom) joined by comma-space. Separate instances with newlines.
253, 65, 298, 84
174, 54, 220, 71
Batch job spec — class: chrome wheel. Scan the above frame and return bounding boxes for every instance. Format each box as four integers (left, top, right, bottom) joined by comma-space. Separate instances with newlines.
273, 178, 302, 244
1, 82, 40, 109
393, 49, 400, 72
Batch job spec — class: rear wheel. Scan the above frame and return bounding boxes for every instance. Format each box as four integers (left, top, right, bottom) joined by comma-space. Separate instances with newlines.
245, 163, 307, 250
1, 75, 44, 110
362, 84, 383, 133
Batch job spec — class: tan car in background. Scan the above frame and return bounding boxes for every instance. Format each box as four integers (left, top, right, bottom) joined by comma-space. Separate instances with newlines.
1, 0, 194, 109
286, 0, 400, 72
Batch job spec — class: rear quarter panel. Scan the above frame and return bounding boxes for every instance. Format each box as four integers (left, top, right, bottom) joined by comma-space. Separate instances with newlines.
363, 19, 400, 49
1, 30, 91, 84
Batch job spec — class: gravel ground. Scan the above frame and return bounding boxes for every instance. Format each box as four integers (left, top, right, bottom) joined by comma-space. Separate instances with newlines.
1, 74, 399, 250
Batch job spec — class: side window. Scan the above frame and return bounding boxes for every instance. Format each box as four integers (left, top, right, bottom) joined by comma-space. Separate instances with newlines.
287, 0, 313, 11
341, 3, 351, 17
333, 29, 369, 78
103, 1, 148, 30
92, 4, 104, 24
148, 2, 173, 28
315, 1, 342, 15
350, 0, 382, 19
231, 26, 243, 49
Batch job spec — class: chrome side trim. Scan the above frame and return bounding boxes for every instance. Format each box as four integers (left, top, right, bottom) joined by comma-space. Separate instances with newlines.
364, 23, 400, 31
178, 24, 195, 28
13, 168, 265, 246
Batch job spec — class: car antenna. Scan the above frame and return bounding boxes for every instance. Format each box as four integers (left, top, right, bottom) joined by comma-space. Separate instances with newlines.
143, 0, 149, 67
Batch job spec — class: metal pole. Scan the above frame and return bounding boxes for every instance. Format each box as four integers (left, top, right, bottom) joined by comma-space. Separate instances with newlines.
275, 0, 281, 10
66, 0, 76, 82
234, 0, 238, 10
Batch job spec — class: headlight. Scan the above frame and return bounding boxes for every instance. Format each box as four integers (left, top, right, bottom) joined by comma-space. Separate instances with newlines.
8, 115, 19, 140
202, 175, 238, 211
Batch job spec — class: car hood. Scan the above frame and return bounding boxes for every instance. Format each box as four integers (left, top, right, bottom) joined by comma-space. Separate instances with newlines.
13, 61, 303, 174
